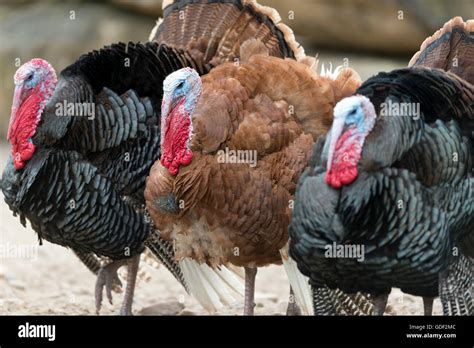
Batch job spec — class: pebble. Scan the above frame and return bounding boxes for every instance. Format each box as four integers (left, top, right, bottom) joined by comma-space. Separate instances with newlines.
139, 301, 185, 315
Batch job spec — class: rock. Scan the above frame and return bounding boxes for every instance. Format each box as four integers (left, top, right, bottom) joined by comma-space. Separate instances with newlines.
178, 309, 196, 316
255, 292, 278, 303
139, 301, 185, 315
385, 304, 395, 314
4, 274, 26, 290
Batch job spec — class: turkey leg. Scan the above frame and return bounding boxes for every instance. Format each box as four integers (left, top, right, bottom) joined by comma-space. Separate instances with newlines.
286, 287, 302, 315
95, 255, 140, 315
120, 255, 141, 315
372, 293, 389, 315
422, 297, 435, 316
244, 266, 258, 315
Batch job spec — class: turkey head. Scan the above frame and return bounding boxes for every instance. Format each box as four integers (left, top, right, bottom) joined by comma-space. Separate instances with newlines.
8, 58, 57, 170
160, 68, 202, 176
326, 95, 376, 188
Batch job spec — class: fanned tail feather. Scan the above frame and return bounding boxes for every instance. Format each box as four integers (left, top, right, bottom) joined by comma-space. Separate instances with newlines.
280, 245, 313, 315
73, 249, 101, 274
312, 286, 374, 315
439, 254, 474, 316
150, 0, 306, 68
180, 258, 244, 313
144, 230, 189, 292
409, 16, 474, 85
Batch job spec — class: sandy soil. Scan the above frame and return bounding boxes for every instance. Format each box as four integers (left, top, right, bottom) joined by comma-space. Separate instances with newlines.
0, 144, 442, 316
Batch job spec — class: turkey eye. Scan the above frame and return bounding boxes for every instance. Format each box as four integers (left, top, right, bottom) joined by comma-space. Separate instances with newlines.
176, 81, 184, 90
25, 74, 33, 82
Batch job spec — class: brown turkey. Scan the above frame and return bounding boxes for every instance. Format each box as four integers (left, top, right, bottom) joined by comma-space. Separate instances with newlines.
144, 2, 364, 313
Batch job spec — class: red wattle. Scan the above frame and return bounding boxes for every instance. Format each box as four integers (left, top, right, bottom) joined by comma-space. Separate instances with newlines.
9, 89, 43, 170
326, 129, 363, 189
160, 99, 193, 176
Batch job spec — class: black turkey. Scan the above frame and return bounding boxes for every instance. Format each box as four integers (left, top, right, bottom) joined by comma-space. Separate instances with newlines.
289, 17, 474, 316
1, 42, 202, 314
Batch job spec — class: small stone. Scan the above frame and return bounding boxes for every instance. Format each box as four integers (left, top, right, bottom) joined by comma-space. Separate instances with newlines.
139, 301, 185, 315
385, 304, 394, 314
9, 279, 26, 290
255, 293, 278, 303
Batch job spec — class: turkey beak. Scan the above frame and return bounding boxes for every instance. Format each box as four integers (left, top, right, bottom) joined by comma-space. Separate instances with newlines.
7, 84, 24, 141
160, 92, 173, 140
326, 116, 346, 172
161, 93, 172, 121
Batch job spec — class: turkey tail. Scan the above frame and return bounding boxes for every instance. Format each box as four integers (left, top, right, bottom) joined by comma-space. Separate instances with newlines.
179, 258, 244, 313
409, 17, 474, 85
280, 245, 313, 315
312, 287, 374, 316
312, 287, 338, 315
409, 17, 474, 179
150, 0, 305, 68
145, 230, 189, 293
73, 249, 101, 274
439, 254, 474, 315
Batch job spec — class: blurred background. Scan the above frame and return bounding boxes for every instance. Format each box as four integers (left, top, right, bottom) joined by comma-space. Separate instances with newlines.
0, 0, 472, 315
0, 0, 473, 139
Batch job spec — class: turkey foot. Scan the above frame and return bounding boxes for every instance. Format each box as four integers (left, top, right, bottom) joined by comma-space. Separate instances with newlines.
423, 297, 435, 316
372, 293, 389, 316
95, 259, 126, 314
286, 287, 302, 316
95, 256, 141, 315
120, 255, 140, 316
244, 267, 257, 315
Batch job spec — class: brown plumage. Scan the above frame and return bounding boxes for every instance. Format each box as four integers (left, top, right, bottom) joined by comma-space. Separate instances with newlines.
146, 52, 360, 265
128, 0, 311, 314
145, 32, 361, 313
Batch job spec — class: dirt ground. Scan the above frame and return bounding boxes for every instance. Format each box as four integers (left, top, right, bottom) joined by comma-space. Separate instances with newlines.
0, 143, 442, 316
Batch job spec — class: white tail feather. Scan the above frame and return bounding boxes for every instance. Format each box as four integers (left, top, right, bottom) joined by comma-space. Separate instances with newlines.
320, 62, 343, 80
180, 258, 244, 313
148, 18, 163, 42
280, 246, 314, 315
